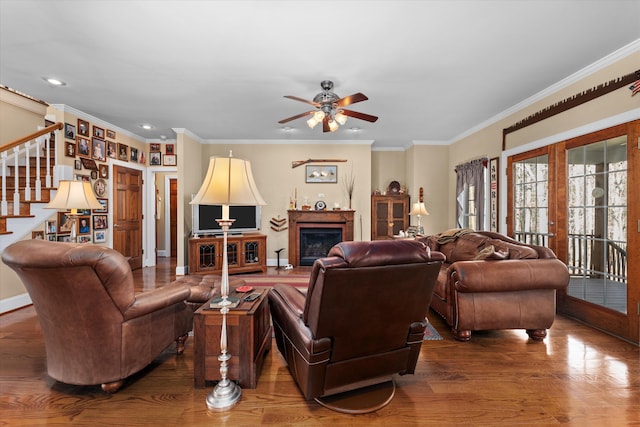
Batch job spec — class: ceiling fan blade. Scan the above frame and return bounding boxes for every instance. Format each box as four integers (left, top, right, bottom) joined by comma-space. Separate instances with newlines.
341, 109, 379, 123
278, 111, 315, 124
284, 95, 321, 107
323, 116, 330, 133
336, 92, 368, 107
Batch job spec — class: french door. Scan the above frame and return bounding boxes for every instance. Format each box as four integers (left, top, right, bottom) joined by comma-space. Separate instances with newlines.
507, 120, 639, 344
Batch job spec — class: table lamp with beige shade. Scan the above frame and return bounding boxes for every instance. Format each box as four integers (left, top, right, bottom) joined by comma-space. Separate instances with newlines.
45, 180, 103, 243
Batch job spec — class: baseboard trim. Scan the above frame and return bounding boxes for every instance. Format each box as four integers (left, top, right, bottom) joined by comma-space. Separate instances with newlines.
0, 293, 32, 314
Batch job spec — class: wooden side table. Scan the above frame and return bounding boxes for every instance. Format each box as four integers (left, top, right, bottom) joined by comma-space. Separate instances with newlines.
193, 288, 272, 389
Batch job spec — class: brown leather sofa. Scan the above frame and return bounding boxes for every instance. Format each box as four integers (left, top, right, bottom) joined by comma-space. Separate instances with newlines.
268, 240, 444, 413
2, 239, 194, 392
418, 230, 569, 341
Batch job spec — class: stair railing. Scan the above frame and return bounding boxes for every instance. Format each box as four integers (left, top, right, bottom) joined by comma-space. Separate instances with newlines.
0, 122, 62, 216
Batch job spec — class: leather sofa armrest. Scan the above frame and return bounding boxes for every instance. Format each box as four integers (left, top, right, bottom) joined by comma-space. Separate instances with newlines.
269, 284, 332, 362
450, 259, 569, 293
122, 283, 192, 321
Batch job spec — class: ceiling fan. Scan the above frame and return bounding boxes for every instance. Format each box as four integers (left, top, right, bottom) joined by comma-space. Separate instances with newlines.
278, 80, 378, 132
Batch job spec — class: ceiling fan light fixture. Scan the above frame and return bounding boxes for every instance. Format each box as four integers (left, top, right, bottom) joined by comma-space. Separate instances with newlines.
335, 110, 347, 125
307, 117, 319, 128
313, 110, 325, 121
328, 119, 339, 132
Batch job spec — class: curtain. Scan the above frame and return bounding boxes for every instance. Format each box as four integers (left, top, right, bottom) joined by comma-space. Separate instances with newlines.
455, 158, 487, 229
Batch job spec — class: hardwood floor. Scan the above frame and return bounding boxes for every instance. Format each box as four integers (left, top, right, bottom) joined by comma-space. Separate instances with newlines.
1, 258, 638, 426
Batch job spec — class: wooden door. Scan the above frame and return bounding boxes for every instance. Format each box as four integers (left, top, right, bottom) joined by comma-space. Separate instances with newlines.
507, 120, 639, 344
170, 178, 177, 257
113, 165, 143, 270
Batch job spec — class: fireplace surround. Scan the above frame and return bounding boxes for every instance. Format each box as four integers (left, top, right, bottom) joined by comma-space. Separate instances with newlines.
288, 210, 355, 266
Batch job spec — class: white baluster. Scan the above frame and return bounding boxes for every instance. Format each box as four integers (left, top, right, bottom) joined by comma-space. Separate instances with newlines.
35, 136, 42, 201
45, 132, 51, 188
24, 141, 31, 201
1, 151, 7, 216
13, 146, 20, 216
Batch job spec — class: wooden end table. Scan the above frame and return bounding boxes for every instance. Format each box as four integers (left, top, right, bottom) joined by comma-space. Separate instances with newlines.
193, 287, 272, 389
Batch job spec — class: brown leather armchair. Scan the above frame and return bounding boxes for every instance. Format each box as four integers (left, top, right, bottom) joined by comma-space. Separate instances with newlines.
2, 239, 193, 392
268, 240, 444, 413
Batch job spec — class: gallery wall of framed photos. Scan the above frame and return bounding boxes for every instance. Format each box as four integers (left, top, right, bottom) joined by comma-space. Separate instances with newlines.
46, 109, 177, 245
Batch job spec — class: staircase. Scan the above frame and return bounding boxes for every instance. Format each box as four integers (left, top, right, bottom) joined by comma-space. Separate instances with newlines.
0, 122, 62, 251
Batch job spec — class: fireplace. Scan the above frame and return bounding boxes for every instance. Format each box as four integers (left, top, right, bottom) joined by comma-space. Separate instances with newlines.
288, 210, 355, 267
299, 227, 343, 266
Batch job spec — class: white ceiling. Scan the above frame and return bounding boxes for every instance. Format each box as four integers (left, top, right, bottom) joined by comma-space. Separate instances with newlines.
1, 0, 639, 149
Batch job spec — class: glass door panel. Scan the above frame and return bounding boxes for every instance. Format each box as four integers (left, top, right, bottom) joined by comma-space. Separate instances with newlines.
566, 136, 627, 313
512, 154, 551, 246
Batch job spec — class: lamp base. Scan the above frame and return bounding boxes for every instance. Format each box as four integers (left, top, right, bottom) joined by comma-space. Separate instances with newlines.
206, 379, 242, 411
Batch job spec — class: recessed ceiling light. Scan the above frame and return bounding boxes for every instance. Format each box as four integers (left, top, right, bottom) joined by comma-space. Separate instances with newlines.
42, 77, 66, 86
139, 124, 153, 130
282, 126, 294, 132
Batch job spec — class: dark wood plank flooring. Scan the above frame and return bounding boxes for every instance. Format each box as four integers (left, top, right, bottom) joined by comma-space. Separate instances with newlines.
1, 258, 638, 426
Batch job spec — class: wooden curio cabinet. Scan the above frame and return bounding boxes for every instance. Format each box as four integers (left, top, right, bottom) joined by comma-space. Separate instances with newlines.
371, 195, 410, 240
189, 233, 267, 275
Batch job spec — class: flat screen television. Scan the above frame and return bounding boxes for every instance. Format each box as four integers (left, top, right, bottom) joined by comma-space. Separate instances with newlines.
192, 203, 262, 235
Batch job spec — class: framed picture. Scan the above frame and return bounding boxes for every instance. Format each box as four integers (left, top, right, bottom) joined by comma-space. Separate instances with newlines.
77, 136, 90, 157
74, 159, 81, 170
165, 144, 174, 154
93, 126, 105, 139
99, 163, 109, 179
149, 151, 161, 165
57, 212, 76, 235
94, 198, 108, 213
106, 141, 117, 159
77, 119, 89, 137
75, 174, 90, 182
93, 215, 108, 230
93, 178, 107, 198
32, 230, 45, 240
106, 129, 116, 139
77, 235, 92, 244
47, 235, 56, 242
77, 216, 91, 235
80, 157, 98, 170
64, 123, 76, 140
57, 235, 72, 243
489, 157, 499, 232
138, 151, 146, 164
150, 143, 160, 152
90, 170, 98, 180
94, 230, 106, 243
92, 137, 106, 162
305, 165, 338, 183
65, 141, 76, 158
163, 154, 177, 166
45, 220, 57, 234
130, 147, 138, 162
118, 143, 129, 161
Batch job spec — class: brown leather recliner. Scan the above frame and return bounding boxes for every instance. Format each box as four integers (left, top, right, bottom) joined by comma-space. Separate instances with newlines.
2, 239, 194, 392
268, 240, 444, 413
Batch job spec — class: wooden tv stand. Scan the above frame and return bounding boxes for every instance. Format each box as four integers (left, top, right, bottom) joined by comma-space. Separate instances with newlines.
188, 233, 267, 275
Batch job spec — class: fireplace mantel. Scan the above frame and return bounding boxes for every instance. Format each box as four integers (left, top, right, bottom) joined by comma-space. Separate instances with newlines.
288, 210, 355, 266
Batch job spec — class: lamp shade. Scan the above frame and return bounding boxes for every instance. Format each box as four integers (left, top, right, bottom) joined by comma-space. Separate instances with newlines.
410, 202, 429, 216
190, 155, 266, 207
45, 180, 103, 211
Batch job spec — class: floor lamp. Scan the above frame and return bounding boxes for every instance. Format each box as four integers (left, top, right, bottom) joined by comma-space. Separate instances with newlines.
45, 180, 103, 242
190, 151, 266, 411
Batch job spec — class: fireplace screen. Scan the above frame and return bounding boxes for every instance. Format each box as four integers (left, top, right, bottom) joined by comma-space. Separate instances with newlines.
299, 228, 343, 266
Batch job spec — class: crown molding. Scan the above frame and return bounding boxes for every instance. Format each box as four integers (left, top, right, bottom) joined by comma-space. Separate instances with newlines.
50, 104, 147, 143
172, 127, 204, 144
202, 139, 374, 146
450, 38, 640, 145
